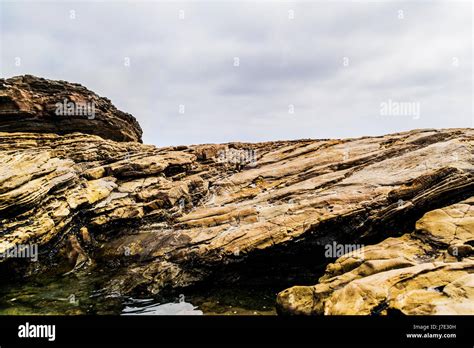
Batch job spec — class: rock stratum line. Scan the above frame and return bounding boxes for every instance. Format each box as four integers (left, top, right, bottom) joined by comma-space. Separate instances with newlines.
0, 75, 473, 315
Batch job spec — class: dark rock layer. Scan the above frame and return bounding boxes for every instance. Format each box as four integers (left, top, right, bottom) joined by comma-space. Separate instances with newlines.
0, 75, 142, 142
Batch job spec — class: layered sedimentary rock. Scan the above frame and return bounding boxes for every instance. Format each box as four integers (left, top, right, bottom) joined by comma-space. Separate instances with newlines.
0, 76, 473, 314
276, 197, 474, 315
0, 75, 142, 142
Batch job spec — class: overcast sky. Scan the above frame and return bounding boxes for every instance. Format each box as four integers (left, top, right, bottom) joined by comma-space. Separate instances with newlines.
0, 1, 472, 146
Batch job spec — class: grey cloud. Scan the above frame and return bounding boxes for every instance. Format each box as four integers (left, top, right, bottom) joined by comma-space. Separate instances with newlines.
0, 1, 471, 147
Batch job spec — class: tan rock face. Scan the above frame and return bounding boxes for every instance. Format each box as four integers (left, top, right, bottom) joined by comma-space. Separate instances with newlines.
0, 76, 473, 314
0, 127, 473, 299
0, 75, 142, 142
276, 198, 474, 315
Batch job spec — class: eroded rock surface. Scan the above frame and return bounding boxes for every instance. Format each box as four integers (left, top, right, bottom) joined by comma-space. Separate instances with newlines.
0, 75, 142, 142
276, 197, 474, 315
0, 76, 473, 315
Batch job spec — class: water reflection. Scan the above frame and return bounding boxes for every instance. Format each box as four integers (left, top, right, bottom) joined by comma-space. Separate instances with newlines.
0, 271, 276, 315
122, 299, 203, 315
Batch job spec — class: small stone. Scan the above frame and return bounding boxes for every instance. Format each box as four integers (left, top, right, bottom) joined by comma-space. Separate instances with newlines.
448, 244, 473, 258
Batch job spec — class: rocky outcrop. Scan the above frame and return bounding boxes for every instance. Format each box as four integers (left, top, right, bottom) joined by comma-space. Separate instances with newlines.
0, 75, 142, 142
0, 76, 473, 314
276, 197, 474, 315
